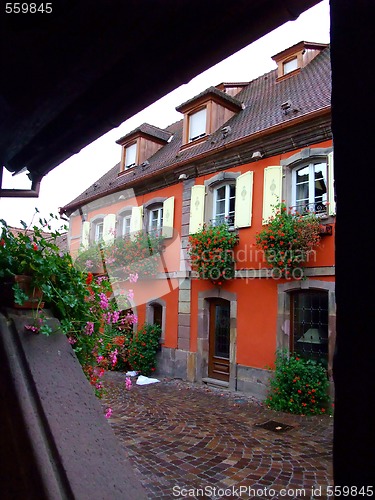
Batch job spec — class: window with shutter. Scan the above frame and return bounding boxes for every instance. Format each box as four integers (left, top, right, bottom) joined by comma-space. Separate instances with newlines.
93, 219, 104, 242
292, 161, 328, 214
262, 166, 283, 224
130, 206, 143, 239
148, 205, 163, 237
103, 214, 116, 243
162, 196, 174, 238
189, 185, 205, 234
81, 221, 90, 249
212, 184, 235, 227
234, 171, 254, 228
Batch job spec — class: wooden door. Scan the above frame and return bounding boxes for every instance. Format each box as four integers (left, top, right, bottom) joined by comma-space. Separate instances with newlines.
208, 299, 230, 382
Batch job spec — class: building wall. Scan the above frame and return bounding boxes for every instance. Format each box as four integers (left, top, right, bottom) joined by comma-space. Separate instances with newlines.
68, 135, 335, 399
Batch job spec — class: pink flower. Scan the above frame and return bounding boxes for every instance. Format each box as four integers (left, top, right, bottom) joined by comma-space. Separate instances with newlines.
25, 324, 39, 333
99, 293, 109, 309
128, 273, 139, 283
97, 355, 104, 363
68, 337, 77, 345
127, 289, 134, 301
85, 321, 94, 335
112, 310, 120, 323
85, 259, 94, 269
109, 349, 118, 367
105, 408, 112, 419
125, 377, 132, 390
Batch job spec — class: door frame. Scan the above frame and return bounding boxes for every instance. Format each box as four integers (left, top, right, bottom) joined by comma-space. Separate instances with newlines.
208, 298, 231, 381
197, 289, 237, 390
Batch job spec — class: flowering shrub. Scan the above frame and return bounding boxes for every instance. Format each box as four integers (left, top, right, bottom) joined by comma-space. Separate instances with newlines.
265, 351, 331, 415
0, 214, 95, 336
67, 275, 137, 395
0, 212, 140, 397
95, 306, 136, 372
128, 323, 162, 376
256, 203, 321, 279
75, 231, 164, 279
188, 223, 239, 284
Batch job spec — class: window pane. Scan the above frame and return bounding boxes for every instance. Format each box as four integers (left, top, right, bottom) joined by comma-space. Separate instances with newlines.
189, 108, 206, 141
95, 222, 103, 242
149, 207, 163, 234
292, 291, 328, 366
122, 215, 131, 236
125, 143, 137, 168
314, 162, 327, 212
213, 184, 236, 226
283, 57, 298, 75
215, 200, 226, 218
214, 304, 230, 358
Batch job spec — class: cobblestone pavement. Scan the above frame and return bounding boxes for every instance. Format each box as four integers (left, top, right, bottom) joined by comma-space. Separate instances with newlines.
101, 372, 333, 500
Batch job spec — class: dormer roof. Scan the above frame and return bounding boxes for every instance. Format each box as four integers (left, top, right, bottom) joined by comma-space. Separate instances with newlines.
116, 123, 172, 146
175, 86, 242, 114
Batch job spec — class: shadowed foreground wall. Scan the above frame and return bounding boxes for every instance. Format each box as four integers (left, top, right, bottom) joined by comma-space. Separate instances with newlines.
0, 309, 146, 499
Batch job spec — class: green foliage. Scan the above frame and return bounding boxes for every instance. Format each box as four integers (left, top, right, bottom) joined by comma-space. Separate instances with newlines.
265, 350, 331, 415
75, 231, 164, 279
128, 323, 162, 376
0, 213, 91, 324
188, 223, 239, 283
256, 203, 321, 279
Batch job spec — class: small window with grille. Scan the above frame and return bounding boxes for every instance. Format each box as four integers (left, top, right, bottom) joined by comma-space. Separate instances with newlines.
290, 290, 328, 366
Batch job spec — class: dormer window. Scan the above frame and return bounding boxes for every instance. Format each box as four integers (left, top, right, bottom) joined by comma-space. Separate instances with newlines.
116, 123, 172, 173
283, 57, 298, 76
188, 108, 207, 142
176, 87, 242, 149
272, 41, 328, 81
124, 143, 137, 169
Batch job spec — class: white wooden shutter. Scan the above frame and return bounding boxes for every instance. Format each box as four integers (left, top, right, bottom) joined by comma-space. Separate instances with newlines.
327, 152, 336, 216
262, 166, 283, 224
189, 185, 205, 234
81, 221, 90, 249
162, 196, 174, 238
103, 214, 116, 244
234, 171, 254, 228
130, 205, 143, 239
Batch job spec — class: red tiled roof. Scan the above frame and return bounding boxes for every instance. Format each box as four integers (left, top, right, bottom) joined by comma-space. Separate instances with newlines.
62, 46, 331, 213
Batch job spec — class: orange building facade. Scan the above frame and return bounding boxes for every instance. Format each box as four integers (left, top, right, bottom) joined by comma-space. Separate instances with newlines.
62, 41, 334, 398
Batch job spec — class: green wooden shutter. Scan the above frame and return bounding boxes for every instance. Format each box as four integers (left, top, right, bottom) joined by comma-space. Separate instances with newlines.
262, 166, 283, 224
189, 185, 205, 234
162, 196, 175, 238
81, 221, 90, 249
130, 205, 143, 239
234, 171, 254, 228
103, 214, 116, 244
327, 152, 335, 216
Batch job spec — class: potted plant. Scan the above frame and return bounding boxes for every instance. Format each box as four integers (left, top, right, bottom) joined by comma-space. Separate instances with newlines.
188, 222, 239, 284
255, 203, 321, 279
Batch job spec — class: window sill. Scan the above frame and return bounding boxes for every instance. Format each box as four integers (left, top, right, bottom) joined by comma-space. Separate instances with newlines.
179, 135, 208, 151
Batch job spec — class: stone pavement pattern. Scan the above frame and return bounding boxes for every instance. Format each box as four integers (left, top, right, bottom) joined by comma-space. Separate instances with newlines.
102, 372, 333, 499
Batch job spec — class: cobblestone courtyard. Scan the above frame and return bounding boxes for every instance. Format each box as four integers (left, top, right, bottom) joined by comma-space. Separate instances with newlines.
102, 372, 333, 499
